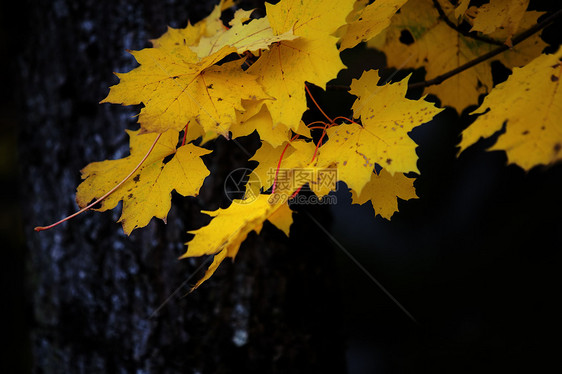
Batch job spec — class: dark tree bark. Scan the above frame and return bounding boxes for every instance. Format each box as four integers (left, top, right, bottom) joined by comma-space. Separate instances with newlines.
14, 0, 346, 372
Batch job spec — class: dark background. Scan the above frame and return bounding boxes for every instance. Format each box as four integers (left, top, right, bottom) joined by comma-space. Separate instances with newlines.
2, 0, 561, 373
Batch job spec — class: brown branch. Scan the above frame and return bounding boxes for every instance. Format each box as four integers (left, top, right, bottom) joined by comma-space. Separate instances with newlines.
431, 0, 504, 46
409, 7, 562, 90
327, 8, 562, 92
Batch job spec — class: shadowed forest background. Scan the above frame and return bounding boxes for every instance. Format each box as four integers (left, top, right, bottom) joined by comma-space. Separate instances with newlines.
2, 0, 562, 372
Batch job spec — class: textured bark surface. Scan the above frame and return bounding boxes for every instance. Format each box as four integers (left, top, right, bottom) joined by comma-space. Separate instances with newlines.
14, 0, 346, 372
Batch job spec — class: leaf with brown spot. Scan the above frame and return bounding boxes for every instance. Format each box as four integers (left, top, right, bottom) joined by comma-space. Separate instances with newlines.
370, 0, 547, 112
460, 49, 562, 170
468, 0, 529, 45
317, 70, 442, 195
103, 49, 270, 136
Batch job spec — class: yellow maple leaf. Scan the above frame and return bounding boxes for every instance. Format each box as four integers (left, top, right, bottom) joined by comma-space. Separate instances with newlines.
250, 139, 316, 192
253, 117, 294, 147
102, 1, 277, 136
180, 194, 293, 288
76, 130, 211, 235
266, 0, 353, 39
150, 22, 206, 51
230, 99, 312, 147
249, 141, 288, 192
468, 0, 529, 45
192, 16, 299, 58
371, 0, 547, 112
150, 0, 235, 51
229, 100, 268, 139
351, 169, 417, 220
102, 48, 269, 135
459, 48, 562, 170
266, 202, 294, 236
317, 70, 442, 195
248, 137, 337, 201
339, 0, 407, 51
247, 0, 355, 130
231, 102, 284, 146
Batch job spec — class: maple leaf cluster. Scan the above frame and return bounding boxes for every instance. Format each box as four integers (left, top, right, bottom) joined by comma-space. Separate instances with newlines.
39, 0, 561, 288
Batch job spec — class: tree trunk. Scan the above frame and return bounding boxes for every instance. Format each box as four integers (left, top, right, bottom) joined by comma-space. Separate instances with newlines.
15, 0, 346, 372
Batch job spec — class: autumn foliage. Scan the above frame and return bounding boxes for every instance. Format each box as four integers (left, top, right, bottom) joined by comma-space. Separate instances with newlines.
37, 0, 562, 288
